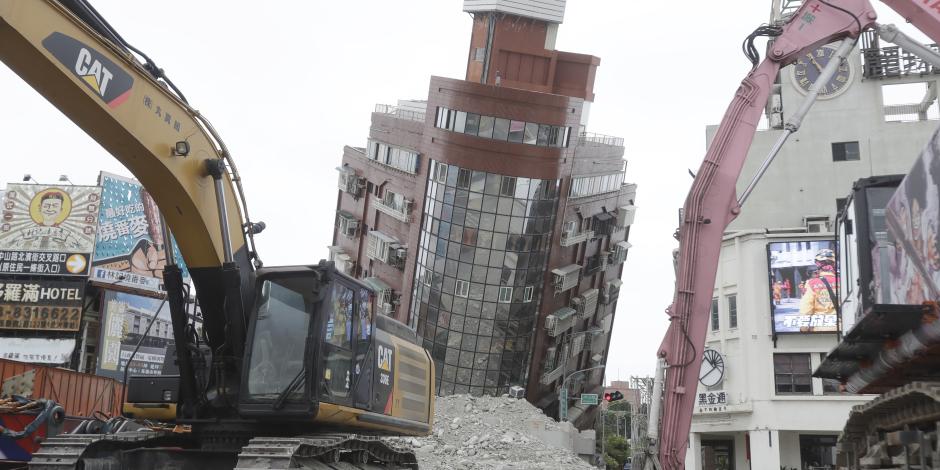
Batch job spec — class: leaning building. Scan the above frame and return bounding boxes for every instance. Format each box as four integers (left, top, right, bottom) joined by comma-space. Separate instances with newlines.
330, 0, 634, 428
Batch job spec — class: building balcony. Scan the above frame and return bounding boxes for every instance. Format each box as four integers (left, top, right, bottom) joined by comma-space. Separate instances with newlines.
374, 199, 414, 223
577, 132, 624, 147
540, 364, 564, 385
374, 103, 426, 123
560, 229, 593, 247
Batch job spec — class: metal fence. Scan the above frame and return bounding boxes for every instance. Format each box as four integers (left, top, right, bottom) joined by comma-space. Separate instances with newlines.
374, 104, 426, 123
861, 30, 940, 79
577, 132, 624, 147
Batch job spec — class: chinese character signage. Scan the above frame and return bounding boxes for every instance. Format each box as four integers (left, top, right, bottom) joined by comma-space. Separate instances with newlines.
0, 278, 84, 331
0, 184, 100, 275
696, 390, 729, 413
96, 290, 174, 381
0, 338, 76, 364
0, 250, 91, 276
768, 240, 839, 334
91, 172, 188, 295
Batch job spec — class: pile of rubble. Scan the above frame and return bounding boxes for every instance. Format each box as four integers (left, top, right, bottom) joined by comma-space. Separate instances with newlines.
393, 394, 597, 470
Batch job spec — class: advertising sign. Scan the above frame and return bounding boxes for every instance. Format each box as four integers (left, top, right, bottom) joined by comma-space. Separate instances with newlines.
768, 240, 839, 334
91, 172, 188, 295
696, 390, 728, 414
883, 129, 940, 305
0, 184, 100, 275
96, 290, 173, 381
0, 338, 76, 364
0, 250, 90, 276
0, 278, 84, 331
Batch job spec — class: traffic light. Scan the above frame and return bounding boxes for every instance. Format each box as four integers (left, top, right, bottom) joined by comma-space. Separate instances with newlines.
604, 391, 624, 402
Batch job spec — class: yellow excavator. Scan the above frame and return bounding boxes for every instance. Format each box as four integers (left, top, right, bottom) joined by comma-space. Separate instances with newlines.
0, 0, 434, 468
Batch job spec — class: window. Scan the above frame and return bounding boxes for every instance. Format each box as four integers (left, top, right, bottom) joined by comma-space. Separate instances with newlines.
820, 353, 841, 394
499, 177, 516, 197
728, 294, 737, 329
523, 286, 534, 303
381, 189, 410, 216
473, 47, 485, 62
774, 353, 812, 394
456, 168, 471, 189
366, 139, 419, 173
423, 268, 432, 287
455, 280, 470, 298
710, 297, 719, 331
831, 141, 860, 161
508, 120, 526, 143
836, 197, 848, 216
492, 117, 510, 141
498, 286, 513, 303
570, 172, 624, 198
435, 163, 448, 183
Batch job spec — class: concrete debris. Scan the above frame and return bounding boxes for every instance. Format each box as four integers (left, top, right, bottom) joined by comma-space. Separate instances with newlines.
388, 394, 596, 470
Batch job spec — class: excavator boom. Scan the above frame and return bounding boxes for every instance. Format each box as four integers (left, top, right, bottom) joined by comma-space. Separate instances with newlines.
654, 1, 877, 467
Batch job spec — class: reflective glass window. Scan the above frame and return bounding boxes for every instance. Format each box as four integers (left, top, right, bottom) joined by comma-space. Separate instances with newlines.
478, 116, 495, 138
493, 118, 510, 141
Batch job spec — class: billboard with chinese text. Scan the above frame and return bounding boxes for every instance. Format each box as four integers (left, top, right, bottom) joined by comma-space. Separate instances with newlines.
0, 338, 76, 364
96, 290, 173, 381
0, 184, 100, 276
90, 172, 188, 295
768, 240, 839, 334
0, 278, 85, 331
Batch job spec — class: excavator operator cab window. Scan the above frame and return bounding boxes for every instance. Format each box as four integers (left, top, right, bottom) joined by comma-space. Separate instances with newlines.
245, 276, 315, 403
320, 281, 374, 406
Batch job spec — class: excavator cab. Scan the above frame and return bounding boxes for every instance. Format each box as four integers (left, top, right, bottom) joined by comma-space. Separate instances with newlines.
238, 265, 434, 435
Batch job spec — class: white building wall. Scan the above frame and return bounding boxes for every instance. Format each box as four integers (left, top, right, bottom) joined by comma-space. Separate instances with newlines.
462, 0, 566, 24
688, 38, 938, 468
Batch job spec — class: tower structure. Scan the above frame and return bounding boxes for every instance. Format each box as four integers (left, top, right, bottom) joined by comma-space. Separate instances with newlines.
330, 0, 634, 428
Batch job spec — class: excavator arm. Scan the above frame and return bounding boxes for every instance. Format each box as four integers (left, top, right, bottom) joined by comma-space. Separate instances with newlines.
653, 1, 940, 468
0, 0, 258, 417
653, 1, 880, 468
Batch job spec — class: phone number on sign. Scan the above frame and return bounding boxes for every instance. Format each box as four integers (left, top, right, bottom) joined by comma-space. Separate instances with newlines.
0, 305, 81, 331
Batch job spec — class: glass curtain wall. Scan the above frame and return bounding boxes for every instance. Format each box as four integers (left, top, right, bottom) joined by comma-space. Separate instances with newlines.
411, 160, 559, 396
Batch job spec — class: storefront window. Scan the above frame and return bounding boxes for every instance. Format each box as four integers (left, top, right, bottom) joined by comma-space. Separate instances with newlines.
799, 434, 837, 470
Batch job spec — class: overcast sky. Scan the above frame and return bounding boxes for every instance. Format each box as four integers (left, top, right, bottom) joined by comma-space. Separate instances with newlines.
0, 1, 924, 381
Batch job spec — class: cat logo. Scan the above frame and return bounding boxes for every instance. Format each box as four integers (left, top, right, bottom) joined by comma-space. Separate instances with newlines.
377, 344, 393, 372
42, 32, 133, 108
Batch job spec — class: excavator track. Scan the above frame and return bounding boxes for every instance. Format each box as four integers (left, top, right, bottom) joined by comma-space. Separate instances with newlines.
235, 435, 418, 470
27, 432, 417, 469
28, 431, 167, 469
838, 382, 940, 469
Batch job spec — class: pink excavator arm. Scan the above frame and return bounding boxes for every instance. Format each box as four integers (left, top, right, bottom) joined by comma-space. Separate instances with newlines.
654, 1, 879, 468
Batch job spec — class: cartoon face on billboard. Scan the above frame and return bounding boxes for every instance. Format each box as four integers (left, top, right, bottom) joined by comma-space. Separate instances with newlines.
0, 184, 100, 253
31, 189, 72, 227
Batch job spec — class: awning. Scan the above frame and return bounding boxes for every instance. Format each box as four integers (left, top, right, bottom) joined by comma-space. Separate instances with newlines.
363, 276, 391, 293
594, 212, 614, 222
554, 306, 577, 320
552, 264, 582, 277
616, 241, 632, 251
608, 279, 623, 288
336, 165, 354, 174
327, 245, 344, 255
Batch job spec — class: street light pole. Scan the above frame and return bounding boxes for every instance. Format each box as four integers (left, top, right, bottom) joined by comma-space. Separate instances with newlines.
559, 364, 605, 422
